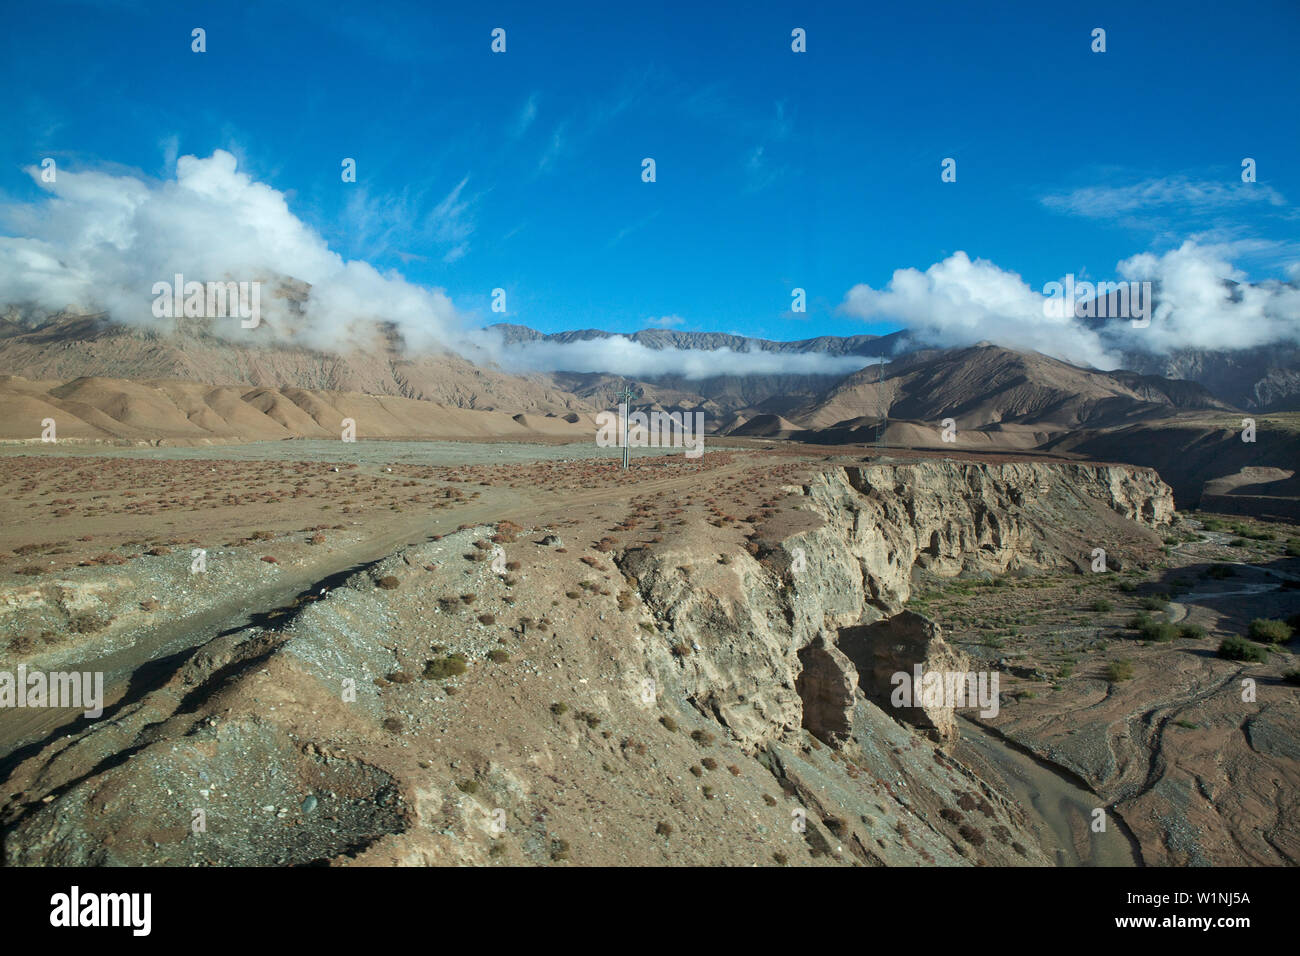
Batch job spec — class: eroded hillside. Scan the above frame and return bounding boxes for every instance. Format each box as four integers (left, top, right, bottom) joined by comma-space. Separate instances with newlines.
0, 456, 1216, 867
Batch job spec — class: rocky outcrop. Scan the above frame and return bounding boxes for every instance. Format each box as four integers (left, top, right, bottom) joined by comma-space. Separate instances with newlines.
838, 611, 970, 742
621, 459, 1172, 750
795, 634, 857, 746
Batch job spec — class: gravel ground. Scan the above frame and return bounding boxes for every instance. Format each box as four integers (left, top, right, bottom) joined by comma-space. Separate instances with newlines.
0, 439, 741, 467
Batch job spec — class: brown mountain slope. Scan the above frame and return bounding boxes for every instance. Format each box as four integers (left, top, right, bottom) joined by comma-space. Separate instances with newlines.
0, 312, 591, 415
793, 344, 1231, 437
0, 376, 598, 442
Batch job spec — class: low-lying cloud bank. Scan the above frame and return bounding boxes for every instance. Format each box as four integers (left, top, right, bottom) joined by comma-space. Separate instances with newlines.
2, 151, 1295, 382
474, 333, 874, 380
841, 246, 1299, 369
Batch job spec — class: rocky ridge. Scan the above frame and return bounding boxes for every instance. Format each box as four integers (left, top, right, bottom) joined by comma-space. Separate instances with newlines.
1, 459, 1173, 866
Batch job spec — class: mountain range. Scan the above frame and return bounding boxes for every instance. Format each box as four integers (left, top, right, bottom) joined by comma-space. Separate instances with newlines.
1, 305, 1296, 511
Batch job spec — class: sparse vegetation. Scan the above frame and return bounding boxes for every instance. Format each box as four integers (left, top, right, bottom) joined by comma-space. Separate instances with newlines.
1248, 618, 1293, 645
1218, 636, 1268, 663
69, 612, 110, 634
1138, 619, 1179, 643
423, 654, 468, 679
1105, 659, 1134, 682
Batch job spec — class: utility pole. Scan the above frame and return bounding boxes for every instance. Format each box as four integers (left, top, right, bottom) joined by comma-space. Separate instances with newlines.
615, 382, 638, 469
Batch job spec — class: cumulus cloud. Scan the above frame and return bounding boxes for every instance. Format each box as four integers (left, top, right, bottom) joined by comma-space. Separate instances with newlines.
840, 251, 1118, 368
0, 150, 460, 352
1115, 242, 1300, 352
841, 245, 1299, 367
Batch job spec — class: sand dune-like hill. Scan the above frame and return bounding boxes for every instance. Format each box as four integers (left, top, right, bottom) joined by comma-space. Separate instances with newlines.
728, 413, 802, 438
0, 375, 598, 443
1203, 466, 1297, 498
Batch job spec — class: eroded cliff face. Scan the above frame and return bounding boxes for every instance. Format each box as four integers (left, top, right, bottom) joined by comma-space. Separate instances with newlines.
0, 458, 1173, 867
621, 460, 1173, 751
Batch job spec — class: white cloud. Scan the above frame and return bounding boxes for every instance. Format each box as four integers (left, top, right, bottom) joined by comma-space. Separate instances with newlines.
1043, 176, 1288, 219
841, 251, 1118, 368
7, 152, 1292, 388
429, 176, 475, 263
1115, 241, 1300, 352
840, 245, 1299, 366
511, 93, 539, 138
536, 126, 566, 174
0, 150, 460, 352
479, 332, 872, 381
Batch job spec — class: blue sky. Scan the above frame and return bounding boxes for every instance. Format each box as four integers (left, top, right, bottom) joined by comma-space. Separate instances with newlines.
2, 0, 1297, 343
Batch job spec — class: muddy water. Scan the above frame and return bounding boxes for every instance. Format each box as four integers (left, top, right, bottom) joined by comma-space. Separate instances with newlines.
958, 717, 1140, 867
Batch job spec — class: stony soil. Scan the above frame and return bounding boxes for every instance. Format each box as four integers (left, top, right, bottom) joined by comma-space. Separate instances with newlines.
1, 441, 1293, 867
913, 513, 1300, 865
